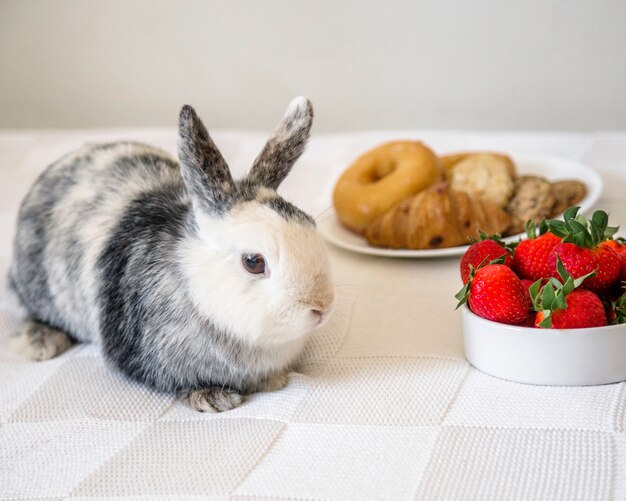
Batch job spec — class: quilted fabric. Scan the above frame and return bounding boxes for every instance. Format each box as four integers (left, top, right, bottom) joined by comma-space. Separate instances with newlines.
1, 130, 625, 500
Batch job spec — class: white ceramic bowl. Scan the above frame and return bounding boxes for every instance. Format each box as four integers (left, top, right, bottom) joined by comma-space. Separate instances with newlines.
461, 305, 626, 386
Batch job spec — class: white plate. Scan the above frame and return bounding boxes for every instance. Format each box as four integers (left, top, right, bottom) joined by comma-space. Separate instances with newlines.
318, 153, 604, 258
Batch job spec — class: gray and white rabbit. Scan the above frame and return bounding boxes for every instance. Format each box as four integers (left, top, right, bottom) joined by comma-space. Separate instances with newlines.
8, 97, 335, 412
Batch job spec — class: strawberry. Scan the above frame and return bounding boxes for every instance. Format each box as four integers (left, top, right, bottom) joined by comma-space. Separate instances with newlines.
546, 207, 621, 295
604, 238, 626, 283
534, 290, 607, 328
460, 233, 513, 284
607, 284, 626, 325
600, 238, 624, 252
456, 263, 529, 325
514, 279, 537, 326
513, 220, 561, 281
520, 279, 534, 305
530, 256, 606, 328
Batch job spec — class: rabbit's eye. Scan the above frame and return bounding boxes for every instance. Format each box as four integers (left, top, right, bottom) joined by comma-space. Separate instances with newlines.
242, 253, 266, 275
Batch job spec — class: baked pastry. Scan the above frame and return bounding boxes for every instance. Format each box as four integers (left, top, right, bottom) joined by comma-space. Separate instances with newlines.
363, 182, 511, 249
333, 141, 441, 233
441, 152, 516, 179
550, 180, 587, 216
448, 154, 515, 208
506, 175, 555, 235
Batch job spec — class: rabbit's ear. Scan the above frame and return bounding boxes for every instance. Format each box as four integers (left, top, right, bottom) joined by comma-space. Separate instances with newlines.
248, 97, 313, 190
178, 105, 235, 215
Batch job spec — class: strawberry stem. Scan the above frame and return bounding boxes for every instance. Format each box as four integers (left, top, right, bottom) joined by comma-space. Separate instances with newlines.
528, 256, 595, 328
525, 219, 550, 240
547, 207, 620, 248
471, 231, 517, 253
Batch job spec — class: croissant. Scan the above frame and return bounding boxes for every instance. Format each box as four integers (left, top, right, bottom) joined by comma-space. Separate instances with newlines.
363, 182, 511, 249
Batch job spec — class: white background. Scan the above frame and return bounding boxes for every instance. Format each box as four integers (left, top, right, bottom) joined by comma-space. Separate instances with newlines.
1, 0, 625, 131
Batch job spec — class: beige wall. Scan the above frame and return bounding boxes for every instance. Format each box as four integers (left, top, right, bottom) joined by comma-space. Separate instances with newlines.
1, 0, 625, 131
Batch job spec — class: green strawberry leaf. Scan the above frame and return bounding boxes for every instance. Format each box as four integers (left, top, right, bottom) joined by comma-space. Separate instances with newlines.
561, 276, 575, 296
555, 256, 571, 283
591, 223, 604, 246
556, 255, 595, 291
548, 220, 569, 238
564, 220, 592, 247
529, 279, 543, 311
525, 220, 537, 239
541, 283, 557, 310
574, 214, 590, 232
554, 291, 568, 310
605, 225, 620, 238
454, 282, 471, 309
572, 270, 595, 288
490, 255, 507, 265
591, 210, 608, 233
546, 207, 617, 248
563, 206, 580, 222
548, 277, 562, 289
536, 256, 593, 318
507, 239, 521, 252
538, 310, 553, 328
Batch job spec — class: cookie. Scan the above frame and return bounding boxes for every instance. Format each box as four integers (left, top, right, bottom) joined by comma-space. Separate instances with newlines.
550, 180, 587, 216
506, 175, 555, 235
449, 154, 515, 208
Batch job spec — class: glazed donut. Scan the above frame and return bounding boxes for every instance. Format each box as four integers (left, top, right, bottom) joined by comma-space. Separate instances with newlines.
333, 141, 441, 233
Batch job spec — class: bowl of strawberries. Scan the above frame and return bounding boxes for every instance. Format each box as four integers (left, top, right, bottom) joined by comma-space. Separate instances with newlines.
456, 207, 626, 386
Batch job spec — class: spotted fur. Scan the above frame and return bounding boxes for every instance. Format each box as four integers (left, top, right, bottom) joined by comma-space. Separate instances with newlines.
9, 97, 334, 411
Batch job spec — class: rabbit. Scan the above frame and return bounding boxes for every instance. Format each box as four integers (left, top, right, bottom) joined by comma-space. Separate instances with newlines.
7, 97, 335, 412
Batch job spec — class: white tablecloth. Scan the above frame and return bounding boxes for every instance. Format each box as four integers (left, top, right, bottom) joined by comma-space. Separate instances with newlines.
1, 129, 625, 500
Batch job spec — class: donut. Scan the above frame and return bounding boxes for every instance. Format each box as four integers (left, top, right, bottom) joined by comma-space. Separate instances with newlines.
333, 141, 441, 233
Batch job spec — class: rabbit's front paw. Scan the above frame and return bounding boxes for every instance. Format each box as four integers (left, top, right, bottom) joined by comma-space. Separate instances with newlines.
178, 387, 244, 412
10, 320, 73, 361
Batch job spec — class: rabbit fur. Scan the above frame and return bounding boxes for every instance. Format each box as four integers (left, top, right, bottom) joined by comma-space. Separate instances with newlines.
8, 97, 335, 412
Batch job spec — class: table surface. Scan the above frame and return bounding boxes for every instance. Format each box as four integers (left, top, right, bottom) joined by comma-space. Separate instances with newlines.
1, 129, 625, 500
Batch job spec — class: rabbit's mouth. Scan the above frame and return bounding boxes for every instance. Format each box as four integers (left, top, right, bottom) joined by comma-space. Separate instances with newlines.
311, 308, 334, 328
311, 309, 325, 325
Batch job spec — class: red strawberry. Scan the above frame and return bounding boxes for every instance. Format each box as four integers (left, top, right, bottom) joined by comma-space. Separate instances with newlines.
604, 238, 626, 283
601, 239, 623, 252
455, 264, 529, 325
534, 289, 607, 328
548, 242, 620, 294
513, 221, 561, 281
520, 279, 534, 304
530, 256, 606, 328
546, 208, 621, 294
514, 279, 537, 327
460, 234, 513, 284
519, 311, 537, 327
